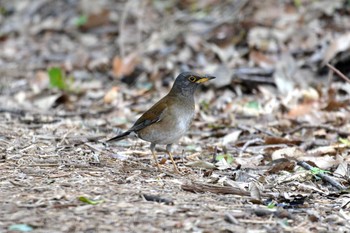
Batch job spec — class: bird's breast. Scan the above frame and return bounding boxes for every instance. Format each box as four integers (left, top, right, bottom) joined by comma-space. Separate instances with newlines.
137, 103, 194, 145
175, 108, 194, 131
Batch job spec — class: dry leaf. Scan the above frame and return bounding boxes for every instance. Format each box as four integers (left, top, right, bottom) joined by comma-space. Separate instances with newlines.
236, 154, 264, 168
264, 137, 302, 146
80, 9, 110, 30
112, 52, 139, 78
104, 87, 119, 104
249, 182, 261, 201
299, 155, 338, 170
31, 71, 49, 94
334, 162, 349, 177
215, 158, 231, 170
323, 99, 350, 112
33, 94, 67, 110
287, 103, 315, 118
271, 147, 304, 160
307, 144, 347, 156
249, 50, 275, 69
267, 159, 296, 174
323, 33, 350, 64
222, 130, 242, 146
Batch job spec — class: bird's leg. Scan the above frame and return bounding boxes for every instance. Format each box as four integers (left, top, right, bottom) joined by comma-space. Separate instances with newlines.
166, 144, 180, 173
150, 143, 161, 171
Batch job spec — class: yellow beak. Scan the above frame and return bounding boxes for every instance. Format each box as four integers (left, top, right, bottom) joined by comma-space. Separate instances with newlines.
195, 75, 216, 83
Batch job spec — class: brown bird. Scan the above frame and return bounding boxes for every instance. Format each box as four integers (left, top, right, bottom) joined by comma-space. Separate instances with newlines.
107, 72, 215, 172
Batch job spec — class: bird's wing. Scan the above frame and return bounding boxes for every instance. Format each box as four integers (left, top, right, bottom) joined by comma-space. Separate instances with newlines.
129, 100, 168, 132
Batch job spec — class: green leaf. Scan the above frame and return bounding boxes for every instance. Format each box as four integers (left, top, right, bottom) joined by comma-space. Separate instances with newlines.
200, 100, 210, 111
186, 144, 198, 151
339, 137, 350, 146
310, 167, 329, 176
136, 82, 153, 91
245, 101, 260, 110
78, 196, 104, 205
75, 15, 88, 26
216, 154, 234, 164
293, 0, 302, 7
8, 224, 33, 232
0, 7, 6, 15
267, 202, 276, 209
48, 67, 66, 90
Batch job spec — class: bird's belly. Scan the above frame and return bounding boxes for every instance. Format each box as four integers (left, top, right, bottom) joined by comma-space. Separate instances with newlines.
138, 113, 193, 145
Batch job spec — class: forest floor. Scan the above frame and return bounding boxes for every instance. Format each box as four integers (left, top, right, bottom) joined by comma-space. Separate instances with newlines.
1, 0, 350, 232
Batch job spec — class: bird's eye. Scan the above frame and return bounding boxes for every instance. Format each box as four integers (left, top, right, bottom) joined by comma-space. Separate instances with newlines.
188, 76, 196, 82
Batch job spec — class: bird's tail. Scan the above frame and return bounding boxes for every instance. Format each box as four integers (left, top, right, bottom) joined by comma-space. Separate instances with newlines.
106, 131, 131, 143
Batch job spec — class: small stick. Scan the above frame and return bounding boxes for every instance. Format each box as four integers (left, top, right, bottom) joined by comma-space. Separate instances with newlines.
287, 124, 350, 137
181, 182, 251, 196
240, 138, 264, 156
0, 107, 25, 116
211, 146, 217, 163
297, 161, 345, 190
224, 212, 240, 224
326, 63, 350, 84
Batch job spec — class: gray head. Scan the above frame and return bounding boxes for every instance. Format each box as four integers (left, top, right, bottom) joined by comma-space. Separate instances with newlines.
169, 72, 215, 97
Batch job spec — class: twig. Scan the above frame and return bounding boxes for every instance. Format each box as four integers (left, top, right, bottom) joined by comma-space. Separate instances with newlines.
287, 124, 350, 137
237, 125, 280, 137
253, 208, 292, 219
211, 146, 218, 163
59, 126, 77, 145
0, 107, 25, 116
136, 0, 145, 52
84, 142, 104, 153
118, 0, 133, 58
181, 182, 250, 196
48, 173, 71, 178
237, 219, 283, 224
36, 135, 105, 143
326, 63, 350, 84
253, 127, 280, 137
235, 75, 276, 85
240, 138, 264, 156
224, 212, 240, 224
297, 161, 345, 190
27, 164, 59, 167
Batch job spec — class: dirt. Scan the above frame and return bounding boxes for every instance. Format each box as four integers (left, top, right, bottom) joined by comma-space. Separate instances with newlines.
1, 0, 350, 232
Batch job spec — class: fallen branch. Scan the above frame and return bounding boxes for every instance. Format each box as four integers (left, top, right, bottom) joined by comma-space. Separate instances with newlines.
297, 161, 345, 190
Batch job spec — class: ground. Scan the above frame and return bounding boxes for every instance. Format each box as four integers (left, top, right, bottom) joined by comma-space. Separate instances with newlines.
1, 1, 350, 233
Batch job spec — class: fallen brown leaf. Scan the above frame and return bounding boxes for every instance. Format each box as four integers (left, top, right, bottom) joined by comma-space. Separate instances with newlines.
112, 52, 139, 78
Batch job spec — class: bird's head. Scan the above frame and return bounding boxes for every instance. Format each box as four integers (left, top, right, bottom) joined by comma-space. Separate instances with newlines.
170, 72, 216, 97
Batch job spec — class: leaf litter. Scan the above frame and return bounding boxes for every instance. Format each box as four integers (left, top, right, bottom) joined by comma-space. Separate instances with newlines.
0, 0, 350, 232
